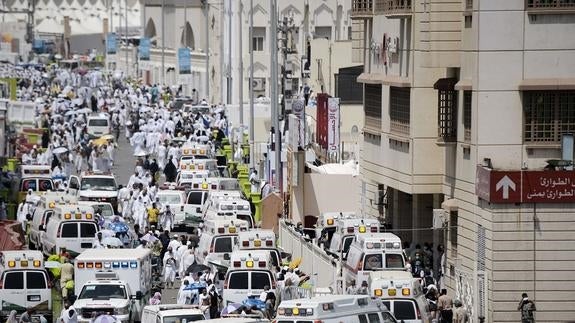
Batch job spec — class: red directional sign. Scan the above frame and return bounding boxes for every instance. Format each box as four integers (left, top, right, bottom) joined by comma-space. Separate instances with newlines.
476, 166, 575, 203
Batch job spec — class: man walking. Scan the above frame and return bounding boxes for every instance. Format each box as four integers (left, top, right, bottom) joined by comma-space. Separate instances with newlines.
437, 288, 453, 323
518, 293, 536, 323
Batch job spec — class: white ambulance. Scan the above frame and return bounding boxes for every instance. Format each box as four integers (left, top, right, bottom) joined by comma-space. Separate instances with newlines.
142, 304, 205, 323
41, 204, 98, 257
180, 144, 212, 163
236, 230, 281, 267
204, 199, 254, 228
314, 212, 356, 246
179, 158, 218, 172
275, 295, 398, 323
29, 192, 77, 251
16, 164, 55, 203
328, 217, 380, 260
0, 251, 52, 322
86, 113, 111, 136
222, 250, 276, 306
196, 219, 249, 266
73, 249, 152, 323
369, 271, 433, 323
343, 233, 406, 286
156, 185, 188, 230
69, 171, 119, 212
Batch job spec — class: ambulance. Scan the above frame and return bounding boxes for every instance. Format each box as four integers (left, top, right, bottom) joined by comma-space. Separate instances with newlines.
343, 233, 406, 286
180, 144, 212, 162
69, 171, 119, 212
222, 250, 276, 305
369, 271, 432, 323
196, 219, 249, 266
87, 113, 111, 136
156, 185, 188, 230
16, 165, 55, 203
141, 304, 205, 323
29, 192, 77, 251
41, 204, 98, 257
204, 198, 254, 228
274, 295, 398, 323
0, 251, 52, 323
314, 212, 356, 246
236, 230, 281, 267
73, 249, 152, 323
179, 158, 218, 172
327, 217, 380, 260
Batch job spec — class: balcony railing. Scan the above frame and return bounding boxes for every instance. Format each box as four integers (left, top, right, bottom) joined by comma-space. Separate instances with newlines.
526, 0, 575, 12
351, 0, 374, 18
376, 0, 412, 16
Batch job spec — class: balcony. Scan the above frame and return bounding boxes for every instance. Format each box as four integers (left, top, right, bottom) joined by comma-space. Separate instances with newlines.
351, 0, 374, 19
375, 0, 412, 17
526, 0, 575, 14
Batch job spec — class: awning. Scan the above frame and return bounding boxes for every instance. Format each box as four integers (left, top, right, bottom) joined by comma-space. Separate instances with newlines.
382, 75, 411, 88
441, 198, 458, 212
434, 78, 458, 90
357, 73, 411, 87
519, 78, 575, 91
357, 73, 384, 84
455, 79, 472, 90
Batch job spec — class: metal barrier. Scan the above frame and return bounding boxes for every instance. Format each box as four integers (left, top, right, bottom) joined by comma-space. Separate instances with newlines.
278, 221, 339, 288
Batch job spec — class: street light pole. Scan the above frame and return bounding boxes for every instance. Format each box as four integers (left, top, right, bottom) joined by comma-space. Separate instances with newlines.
124, 0, 128, 77
270, 0, 280, 191
161, 0, 165, 85
249, 0, 254, 168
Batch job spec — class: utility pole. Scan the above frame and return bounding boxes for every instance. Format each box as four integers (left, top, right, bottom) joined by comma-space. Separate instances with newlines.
161, 0, 165, 85
204, 0, 209, 101
270, 0, 280, 191
125, 0, 128, 77
227, 0, 232, 104
249, 0, 254, 168
238, 0, 244, 126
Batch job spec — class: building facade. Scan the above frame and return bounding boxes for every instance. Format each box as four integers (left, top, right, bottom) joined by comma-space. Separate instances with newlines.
353, 0, 575, 322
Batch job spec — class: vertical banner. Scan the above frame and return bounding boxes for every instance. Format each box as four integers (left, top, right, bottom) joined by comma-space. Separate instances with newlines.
316, 93, 329, 150
139, 37, 150, 60
292, 98, 306, 148
106, 33, 117, 54
178, 47, 191, 74
327, 97, 341, 156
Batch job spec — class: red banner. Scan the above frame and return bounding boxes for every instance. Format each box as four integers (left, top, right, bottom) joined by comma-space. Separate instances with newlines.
316, 93, 329, 150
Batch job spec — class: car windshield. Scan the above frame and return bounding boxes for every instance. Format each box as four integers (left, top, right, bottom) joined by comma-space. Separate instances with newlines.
78, 284, 127, 299
219, 180, 240, 190
81, 177, 117, 191
88, 119, 109, 127
158, 194, 183, 204
162, 315, 204, 323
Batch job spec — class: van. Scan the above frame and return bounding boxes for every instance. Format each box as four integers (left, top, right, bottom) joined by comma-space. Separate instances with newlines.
16, 165, 55, 203
41, 204, 98, 257
275, 295, 398, 323
0, 251, 52, 323
142, 305, 205, 323
87, 114, 111, 136
344, 233, 406, 286
314, 212, 356, 246
29, 192, 77, 250
328, 218, 380, 259
222, 250, 276, 305
204, 199, 254, 228
156, 187, 188, 230
369, 271, 432, 323
69, 171, 119, 212
179, 158, 218, 172
236, 230, 281, 267
196, 219, 249, 266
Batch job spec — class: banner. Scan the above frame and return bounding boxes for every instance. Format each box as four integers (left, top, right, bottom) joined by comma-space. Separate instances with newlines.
316, 93, 329, 149
327, 97, 341, 155
139, 37, 150, 60
106, 33, 117, 54
292, 98, 306, 148
178, 47, 191, 74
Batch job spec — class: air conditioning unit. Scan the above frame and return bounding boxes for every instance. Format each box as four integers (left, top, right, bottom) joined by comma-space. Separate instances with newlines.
252, 78, 266, 91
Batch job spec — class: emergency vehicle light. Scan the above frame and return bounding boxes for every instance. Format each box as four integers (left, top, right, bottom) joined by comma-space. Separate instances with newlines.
254, 240, 261, 247
347, 227, 354, 233
242, 241, 250, 247
77, 262, 85, 269
191, 149, 197, 154
402, 288, 410, 296
246, 260, 254, 268
112, 262, 120, 268
104, 262, 111, 269
374, 289, 383, 297
211, 184, 217, 190
326, 219, 334, 225
202, 183, 208, 190
95, 262, 102, 269
322, 303, 334, 310
218, 228, 225, 234
181, 165, 186, 170
7, 261, 15, 267
229, 227, 236, 233
184, 149, 190, 155
20, 260, 28, 267
388, 288, 397, 296
266, 240, 273, 246
359, 226, 366, 233
199, 165, 204, 170
86, 213, 93, 219
33, 260, 41, 267
371, 226, 378, 232
64, 213, 72, 219
75, 213, 82, 219
258, 261, 266, 268
200, 149, 206, 154
130, 262, 137, 268
86, 262, 94, 268
233, 261, 241, 268
121, 262, 129, 268
49, 202, 56, 208
292, 308, 299, 315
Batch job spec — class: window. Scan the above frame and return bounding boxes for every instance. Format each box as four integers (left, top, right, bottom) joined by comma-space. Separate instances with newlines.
27, 271, 47, 289
43, 211, 54, 227
381, 312, 396, 323
385, 254, 405, 269
463, 90, 472, 141
523, 91, 575, 143
314, 26, 332, 40
250, 271, 272, 289
393, 300, 417, 320
436, 78, 458, 141
163, 315, 204, 323
358, 314, 369, 323
80, 223, 97, 238
342, 236, 354, 256
3, 271, 24, 289
187, 192, 204, 205
365, 84, 382, 130
363, 254, 382, 270
61, 223, 78, 238
21, 179, 37, 191
88, 119, 109, 127
38, 180, 53, 191
228, 272, 248, 289
252, 27, 265, 52
213, 237, 233, 253
389, 87, 411, 135
80, 177, 117, 191
368, 313, 381, 323
450, 211, 458, 250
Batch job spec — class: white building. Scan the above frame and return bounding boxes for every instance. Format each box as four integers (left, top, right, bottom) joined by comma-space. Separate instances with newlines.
353, 0, 575, 322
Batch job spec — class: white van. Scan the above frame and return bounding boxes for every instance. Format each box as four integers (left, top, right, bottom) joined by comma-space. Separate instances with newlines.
87, 114, 111, 136
222, 250, 276, 305
142, 304, 205, 323
204, 199, 254, 228
184, 189, 210, 226
328, 217, 380, 259
69, 171, 119, 212
236, 230, 281, 267
16, 165, 55, 203
0, 251, 52, 322
314, 212, 356, 245
41, 204, 98, 257
275, 295, 398, 323
29, 192, 77, 251
196, 219, 249, 266
156, 187, 188, 230
369, 271, 432, 323
344, 233, 406, 286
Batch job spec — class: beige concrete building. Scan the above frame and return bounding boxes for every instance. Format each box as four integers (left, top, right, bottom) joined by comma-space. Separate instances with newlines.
353, 0, 575, 322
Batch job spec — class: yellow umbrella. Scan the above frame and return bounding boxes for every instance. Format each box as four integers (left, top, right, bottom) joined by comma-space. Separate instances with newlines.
91, 138, 108, 147
99, 134, 115, 140
289, 257, 302, 269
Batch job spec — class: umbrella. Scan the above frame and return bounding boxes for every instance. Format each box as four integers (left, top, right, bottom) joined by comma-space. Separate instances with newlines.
185, 263, 211, 275
53, 147, 69, 154
91, 138, 108, 147
220, 303, 243, 316
289, 257, 302, 269
101, 237, 123, 248
133, 149, 148, 157
65, 110, 77, 116
76, 108, 92, 114
99, 134, 115, 140
92, 315, 117, 323
171, 137, 187, 143
140, 233, 158, 243
44, 261, 62, 269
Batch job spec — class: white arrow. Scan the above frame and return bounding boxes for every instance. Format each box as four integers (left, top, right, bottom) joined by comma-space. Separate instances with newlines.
496, 175, 516, 199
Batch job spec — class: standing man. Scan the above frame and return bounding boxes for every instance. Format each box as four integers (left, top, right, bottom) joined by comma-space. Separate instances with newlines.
518, 293, 536, 323
249, 169, 260, 194
437, 289, 453, 323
